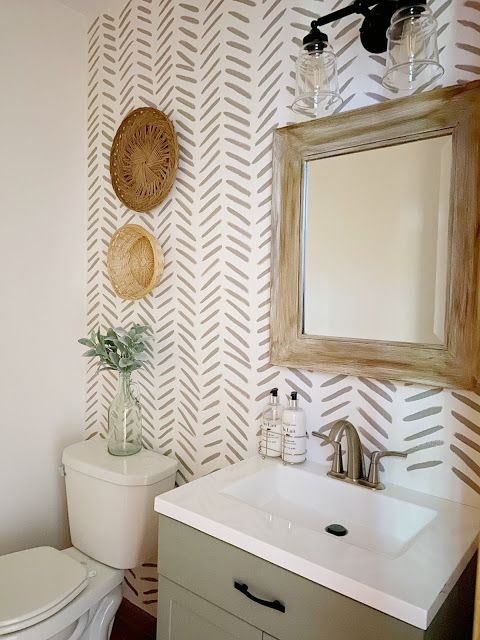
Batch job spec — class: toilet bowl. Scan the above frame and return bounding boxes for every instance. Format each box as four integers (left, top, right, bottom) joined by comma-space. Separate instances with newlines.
0, 440, 177, 640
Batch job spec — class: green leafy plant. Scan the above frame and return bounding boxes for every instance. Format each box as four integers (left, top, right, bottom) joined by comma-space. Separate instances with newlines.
79, 324, 152, 374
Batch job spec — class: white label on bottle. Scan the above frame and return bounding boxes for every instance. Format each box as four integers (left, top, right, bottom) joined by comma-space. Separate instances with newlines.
259, 419, 282, 457
282, 414, 306, 462
282, 418, 304, 437
262, 419, 282, 435
282, 435, 306, 463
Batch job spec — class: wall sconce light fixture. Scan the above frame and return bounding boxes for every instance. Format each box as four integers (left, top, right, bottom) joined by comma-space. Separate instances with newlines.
292, 0, 444, 118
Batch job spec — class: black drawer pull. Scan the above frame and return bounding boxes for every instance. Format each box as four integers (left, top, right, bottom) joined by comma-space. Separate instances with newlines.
234, 581, 286, 613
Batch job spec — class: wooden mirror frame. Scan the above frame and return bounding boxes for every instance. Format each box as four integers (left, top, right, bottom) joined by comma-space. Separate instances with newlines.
270, 81, 480, 391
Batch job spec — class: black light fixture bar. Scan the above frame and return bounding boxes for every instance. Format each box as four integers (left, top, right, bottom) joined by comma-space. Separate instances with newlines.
305, 0, 427, 54
313, 0, 381, 28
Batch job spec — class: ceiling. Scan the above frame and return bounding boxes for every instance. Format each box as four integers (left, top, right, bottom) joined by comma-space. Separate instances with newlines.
57, 0, 118, 17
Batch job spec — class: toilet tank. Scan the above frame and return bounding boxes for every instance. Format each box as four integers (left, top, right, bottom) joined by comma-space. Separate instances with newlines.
62, 440, 177, 570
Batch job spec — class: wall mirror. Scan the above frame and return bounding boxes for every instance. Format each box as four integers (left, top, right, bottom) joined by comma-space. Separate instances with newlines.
270, 81, 480, 390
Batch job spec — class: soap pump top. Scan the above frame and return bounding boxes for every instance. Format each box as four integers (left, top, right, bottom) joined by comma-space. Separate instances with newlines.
288, 391, 298, 408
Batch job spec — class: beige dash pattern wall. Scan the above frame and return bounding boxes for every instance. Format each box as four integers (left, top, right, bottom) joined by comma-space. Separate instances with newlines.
86, 0, 480, 615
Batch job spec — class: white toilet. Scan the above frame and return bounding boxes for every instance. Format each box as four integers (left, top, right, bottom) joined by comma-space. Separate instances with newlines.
0, 440, 177, 640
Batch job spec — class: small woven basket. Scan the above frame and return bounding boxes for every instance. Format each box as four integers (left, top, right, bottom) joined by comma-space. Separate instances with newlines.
107, 224, 164, 300
110, 107, 178, 213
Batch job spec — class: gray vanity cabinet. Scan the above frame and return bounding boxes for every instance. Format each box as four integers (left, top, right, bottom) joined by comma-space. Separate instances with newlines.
157, 515, 474, 640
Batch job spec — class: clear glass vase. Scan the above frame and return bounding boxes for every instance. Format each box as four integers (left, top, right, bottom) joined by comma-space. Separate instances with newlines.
107, 371, 142, 456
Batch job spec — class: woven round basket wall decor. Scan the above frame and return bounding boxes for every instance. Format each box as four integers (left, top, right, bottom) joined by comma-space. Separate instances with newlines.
110, 107, 178, 213
107, 224, 164, 300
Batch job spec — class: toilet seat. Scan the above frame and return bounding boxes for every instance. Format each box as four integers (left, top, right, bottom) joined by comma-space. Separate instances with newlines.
0, 547, 89, 636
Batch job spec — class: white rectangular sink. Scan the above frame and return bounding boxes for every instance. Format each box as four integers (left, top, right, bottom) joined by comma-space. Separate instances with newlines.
222, 465, 437, 557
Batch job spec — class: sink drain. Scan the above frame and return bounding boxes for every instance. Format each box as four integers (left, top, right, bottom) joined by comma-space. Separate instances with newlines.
325, 523, 348, 537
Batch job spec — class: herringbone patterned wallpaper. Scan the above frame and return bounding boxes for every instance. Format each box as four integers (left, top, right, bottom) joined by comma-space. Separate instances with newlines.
86, 0, 480, 614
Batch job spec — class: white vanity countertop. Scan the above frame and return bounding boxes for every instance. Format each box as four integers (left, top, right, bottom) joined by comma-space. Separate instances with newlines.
154, 456, 480, 629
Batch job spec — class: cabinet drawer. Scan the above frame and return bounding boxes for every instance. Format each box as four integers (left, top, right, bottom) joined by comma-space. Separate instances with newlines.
157, 516, 423, 640
158, 576, 262, 640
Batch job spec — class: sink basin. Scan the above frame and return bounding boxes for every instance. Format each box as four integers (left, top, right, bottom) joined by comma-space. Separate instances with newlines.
222, 464, 437, 557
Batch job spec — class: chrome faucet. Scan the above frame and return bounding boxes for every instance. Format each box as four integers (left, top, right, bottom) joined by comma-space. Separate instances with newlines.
312, 420, 407, 490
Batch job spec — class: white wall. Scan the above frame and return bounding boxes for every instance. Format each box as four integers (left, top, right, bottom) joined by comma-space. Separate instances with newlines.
0, 0, 87, 554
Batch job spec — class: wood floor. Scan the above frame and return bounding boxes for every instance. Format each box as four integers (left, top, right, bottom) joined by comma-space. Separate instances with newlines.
110, 598, 156, 640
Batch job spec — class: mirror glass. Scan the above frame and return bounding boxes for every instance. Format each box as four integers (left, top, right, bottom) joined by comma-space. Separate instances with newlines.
303, 135, 452, 345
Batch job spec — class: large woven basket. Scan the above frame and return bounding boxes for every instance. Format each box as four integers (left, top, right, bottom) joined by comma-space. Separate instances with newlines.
110, 108, 178, 213
107, 224, 164, 300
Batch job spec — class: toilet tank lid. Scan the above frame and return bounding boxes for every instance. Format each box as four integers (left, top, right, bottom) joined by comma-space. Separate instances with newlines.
62, 440, 178, 486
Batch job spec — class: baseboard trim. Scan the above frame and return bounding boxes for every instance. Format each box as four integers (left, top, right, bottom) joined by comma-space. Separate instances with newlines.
110, 598, 156, 640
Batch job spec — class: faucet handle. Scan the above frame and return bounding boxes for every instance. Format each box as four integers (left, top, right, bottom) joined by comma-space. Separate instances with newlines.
363, 450, 408, 490
371, 450, 407, 463
311, 431, 331, 444
311, 431, 345, 477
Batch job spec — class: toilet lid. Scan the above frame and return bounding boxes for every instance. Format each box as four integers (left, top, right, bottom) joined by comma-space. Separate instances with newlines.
0, 547, 89, 635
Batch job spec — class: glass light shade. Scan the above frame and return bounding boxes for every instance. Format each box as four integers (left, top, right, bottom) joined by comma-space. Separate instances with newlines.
382, 4, 444, 91
292, 43, 343, 118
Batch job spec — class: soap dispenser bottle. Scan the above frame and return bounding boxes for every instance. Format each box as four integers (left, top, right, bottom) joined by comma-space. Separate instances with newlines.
281, 391, 307, 464
259, 388, 283, 458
